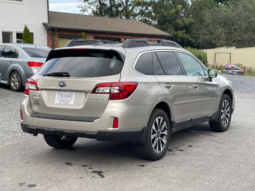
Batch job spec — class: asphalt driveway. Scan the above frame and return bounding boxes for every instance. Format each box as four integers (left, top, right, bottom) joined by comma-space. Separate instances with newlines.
0, 74, 255, 191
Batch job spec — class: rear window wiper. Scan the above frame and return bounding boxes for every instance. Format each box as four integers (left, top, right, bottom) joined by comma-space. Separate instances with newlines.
43, 72, 70, 77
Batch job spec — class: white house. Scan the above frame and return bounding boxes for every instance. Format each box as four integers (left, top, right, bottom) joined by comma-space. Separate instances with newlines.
0, 0, 48, 46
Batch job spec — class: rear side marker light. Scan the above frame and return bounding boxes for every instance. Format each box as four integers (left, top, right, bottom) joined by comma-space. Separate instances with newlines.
20, 110, 23, 120
113, 118, 118, 128
92, 82, 138, 100
25, 79, 39, 95
27, 62, 43, 68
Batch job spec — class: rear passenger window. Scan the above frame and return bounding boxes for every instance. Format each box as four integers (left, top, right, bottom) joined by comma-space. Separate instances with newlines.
156, 52, 183, 75
2, 46, 17, 58
135, 53, 154, 75
153, 53, 164, 75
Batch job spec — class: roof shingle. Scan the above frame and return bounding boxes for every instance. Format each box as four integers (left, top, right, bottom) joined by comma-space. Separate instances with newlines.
43, 11, 171, 37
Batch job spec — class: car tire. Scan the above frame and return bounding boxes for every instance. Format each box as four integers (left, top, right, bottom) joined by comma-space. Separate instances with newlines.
209, 94, 232, 132
43, 134, 78, 149
10, 71, 23, 92
135, 109, 170, 161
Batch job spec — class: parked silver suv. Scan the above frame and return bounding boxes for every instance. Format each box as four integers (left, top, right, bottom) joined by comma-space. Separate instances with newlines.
20, 39, 235, 160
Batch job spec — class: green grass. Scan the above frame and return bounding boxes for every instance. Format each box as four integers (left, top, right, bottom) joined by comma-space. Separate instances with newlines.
244, 73, 255, 77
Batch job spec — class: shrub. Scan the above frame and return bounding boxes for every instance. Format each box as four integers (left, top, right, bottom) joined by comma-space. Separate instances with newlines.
81, 32, 86, 39
184, 47, 208, 67
22, 25, 33, 44
208, 64, 224, 72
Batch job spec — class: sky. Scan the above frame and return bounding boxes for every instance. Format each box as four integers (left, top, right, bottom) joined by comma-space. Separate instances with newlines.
49, 0, 82, 14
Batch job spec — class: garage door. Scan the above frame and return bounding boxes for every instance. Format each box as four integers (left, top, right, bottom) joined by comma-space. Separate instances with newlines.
58, 35, 82, 48
58, 38, 71, 48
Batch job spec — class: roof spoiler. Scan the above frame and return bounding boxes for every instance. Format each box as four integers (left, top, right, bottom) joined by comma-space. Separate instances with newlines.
122, 39, 183, 49
64, 39, 103, 47
63, 39, 122, 47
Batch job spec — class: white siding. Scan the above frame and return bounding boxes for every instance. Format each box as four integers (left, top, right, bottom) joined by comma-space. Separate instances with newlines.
0, 0, 48, 46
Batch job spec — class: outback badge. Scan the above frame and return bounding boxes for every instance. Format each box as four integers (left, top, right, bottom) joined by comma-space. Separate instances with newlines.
59, 81, 66, 87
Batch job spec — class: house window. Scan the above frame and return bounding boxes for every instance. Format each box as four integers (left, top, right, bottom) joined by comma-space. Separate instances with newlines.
2, 32, 13, 43
16, 32, 34, 43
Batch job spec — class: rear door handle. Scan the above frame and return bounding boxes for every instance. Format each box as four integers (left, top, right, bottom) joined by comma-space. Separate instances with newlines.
193, 84, 199, 89
9, 61, 13, 64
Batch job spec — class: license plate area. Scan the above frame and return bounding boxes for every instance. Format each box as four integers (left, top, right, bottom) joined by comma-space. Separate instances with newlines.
55, 92, 76, 105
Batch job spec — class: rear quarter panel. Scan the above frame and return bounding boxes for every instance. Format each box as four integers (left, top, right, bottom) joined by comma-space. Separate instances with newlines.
120, 49, 172, 127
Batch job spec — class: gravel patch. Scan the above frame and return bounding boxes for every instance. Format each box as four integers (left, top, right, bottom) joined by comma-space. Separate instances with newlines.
0, 84, 31, 146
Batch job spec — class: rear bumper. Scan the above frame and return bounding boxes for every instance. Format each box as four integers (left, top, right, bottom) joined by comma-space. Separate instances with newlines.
21, 123, 147, 143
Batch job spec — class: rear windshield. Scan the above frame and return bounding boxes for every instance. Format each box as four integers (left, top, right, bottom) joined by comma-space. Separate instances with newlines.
22, 47, 50, 58
38, 49, 124, 77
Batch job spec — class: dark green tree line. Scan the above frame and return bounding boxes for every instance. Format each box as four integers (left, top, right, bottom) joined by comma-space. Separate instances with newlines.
79, 0, 253, 49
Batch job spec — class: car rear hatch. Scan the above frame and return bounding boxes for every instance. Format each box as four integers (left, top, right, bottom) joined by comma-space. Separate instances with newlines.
27, 48, 125, 118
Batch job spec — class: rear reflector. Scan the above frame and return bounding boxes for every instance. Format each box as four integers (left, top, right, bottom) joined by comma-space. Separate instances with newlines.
92, 82, 138, 100
27, 62, 43, 68
20, 110, 23, 120
25, 79, 39, 95
113, 118, 118, 128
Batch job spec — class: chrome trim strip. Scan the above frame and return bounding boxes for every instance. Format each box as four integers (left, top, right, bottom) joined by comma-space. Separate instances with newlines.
174, 100, 193, 106
174, 97, 216, 106
193, 98, 216, 103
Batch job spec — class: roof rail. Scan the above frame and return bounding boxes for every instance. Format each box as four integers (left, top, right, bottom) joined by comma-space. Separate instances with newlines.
122, 39, 183, 49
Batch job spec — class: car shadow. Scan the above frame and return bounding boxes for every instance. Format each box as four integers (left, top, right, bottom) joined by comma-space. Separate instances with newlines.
35, 122, 217, 165
0, 83, 11, 90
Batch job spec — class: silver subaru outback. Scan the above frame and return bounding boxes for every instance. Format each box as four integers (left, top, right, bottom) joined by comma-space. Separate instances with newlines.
20, 39, 235, 161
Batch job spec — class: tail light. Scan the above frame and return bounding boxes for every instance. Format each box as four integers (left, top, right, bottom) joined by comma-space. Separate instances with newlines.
113, 118, 118, 128
27, 62, 43, 68
25, 79, 39, 95
92, 82, 138, 100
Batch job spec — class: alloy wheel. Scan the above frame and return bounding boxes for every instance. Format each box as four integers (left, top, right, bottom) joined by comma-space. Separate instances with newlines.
151, 116, 168, 153
11, 73, 20, 90
221, 100, 231, 127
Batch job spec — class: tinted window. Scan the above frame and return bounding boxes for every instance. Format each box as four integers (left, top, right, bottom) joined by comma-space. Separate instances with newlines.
0, 45, 4, 56
156, 52, 183, 75
135, 53, 154, 75
2, 46, 17, 58
177, 52, 205, 76
153, 53, 164, 75
39, 50, 124, 78
22, 48, 50, 58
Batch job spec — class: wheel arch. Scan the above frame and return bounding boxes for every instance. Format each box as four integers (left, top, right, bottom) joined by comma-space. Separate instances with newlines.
7, 65, 25, 85
153, 101, 173, 123
222, 88, 233, 102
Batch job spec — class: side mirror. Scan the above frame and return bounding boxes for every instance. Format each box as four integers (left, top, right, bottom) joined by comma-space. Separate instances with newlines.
208, 69, 217, 82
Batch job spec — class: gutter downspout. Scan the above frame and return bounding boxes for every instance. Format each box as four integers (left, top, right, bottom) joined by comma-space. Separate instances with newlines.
47, 0, 50, 23
52, 29, 57, 49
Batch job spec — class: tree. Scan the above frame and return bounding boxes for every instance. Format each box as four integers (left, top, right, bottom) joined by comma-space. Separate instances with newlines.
189, 0, 215, 24
192, 0, 255, 49
155, 0, 195, 47
81, 32, 86, 39
79, 0, 139, 19
22, 25, 33, 44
